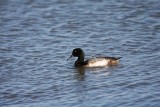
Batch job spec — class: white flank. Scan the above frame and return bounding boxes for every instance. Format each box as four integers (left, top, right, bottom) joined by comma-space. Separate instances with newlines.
86, 58, 110, 67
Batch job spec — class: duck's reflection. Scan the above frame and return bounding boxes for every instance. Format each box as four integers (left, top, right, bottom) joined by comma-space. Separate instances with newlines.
74, 67, 85, 81
73, 67, 87, 107
73, 67, 111, 107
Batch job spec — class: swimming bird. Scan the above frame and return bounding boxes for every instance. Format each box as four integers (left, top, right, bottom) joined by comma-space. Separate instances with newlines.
67, 48, 121, 67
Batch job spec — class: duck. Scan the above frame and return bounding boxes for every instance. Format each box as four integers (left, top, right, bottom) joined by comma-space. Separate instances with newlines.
67, 48, 121, 67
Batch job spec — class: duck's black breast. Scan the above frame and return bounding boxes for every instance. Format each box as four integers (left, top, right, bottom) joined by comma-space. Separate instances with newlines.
74, 60, 88, 67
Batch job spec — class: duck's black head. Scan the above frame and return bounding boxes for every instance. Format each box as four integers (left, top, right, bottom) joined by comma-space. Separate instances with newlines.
72, 48, 83, 57
67, 48, 85, 61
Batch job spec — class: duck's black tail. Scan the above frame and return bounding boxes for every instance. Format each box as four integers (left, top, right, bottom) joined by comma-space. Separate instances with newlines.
116, 57, 122, 60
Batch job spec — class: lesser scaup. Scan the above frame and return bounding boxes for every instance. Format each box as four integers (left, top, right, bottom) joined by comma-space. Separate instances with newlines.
67, 48, 121, 67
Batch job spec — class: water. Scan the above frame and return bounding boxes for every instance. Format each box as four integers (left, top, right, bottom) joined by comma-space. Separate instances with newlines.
0, 0, 160, 107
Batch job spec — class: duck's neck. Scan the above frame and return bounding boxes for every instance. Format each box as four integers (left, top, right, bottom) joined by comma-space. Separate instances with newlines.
75, 52, 85, 67
77, 52, 84, 62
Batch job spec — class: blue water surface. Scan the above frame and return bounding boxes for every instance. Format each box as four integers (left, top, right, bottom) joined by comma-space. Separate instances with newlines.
0, 0, 160, 107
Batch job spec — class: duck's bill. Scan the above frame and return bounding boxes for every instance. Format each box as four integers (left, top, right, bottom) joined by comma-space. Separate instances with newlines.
67, 55, 73, 61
